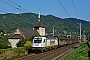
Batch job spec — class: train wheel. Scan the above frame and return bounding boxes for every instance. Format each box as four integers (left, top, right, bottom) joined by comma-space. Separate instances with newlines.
36, 50, 39, 54
41, 49, 44, 53
44, 49, 47, 52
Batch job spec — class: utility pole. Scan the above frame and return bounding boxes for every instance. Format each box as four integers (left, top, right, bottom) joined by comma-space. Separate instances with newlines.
83, 31, 86, 41
53, 26, 54, 36
80, 22, 81, 40
70, 32, 71, 38
88, 33, 89, 40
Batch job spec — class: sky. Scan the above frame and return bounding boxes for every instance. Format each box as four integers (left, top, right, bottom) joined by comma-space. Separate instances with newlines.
0, 0, 90, 21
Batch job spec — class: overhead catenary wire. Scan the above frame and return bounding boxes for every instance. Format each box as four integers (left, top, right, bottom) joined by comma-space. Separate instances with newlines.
9, 0, 29, 12
58, 0, 81, 38
71, 0, 82, 39
71, 0, 79, 18
9, 0, 24, 12
0, 0, 22, 13
0, 0, 27, 17
0, 0, 18, 9
0, 6, 12, 13
58, 0, 71, 18
0, 9, 6, 13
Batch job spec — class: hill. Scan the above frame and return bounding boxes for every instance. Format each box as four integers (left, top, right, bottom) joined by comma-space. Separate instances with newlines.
0, 13, 90, 38
65, 18, 90, 28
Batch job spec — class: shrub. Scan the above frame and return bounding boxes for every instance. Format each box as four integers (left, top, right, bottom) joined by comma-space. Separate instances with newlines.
24, 41, 32, 49
0, 47, 27, 60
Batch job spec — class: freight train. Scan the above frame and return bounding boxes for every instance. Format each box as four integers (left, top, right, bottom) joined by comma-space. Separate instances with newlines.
31, 36, 79, 53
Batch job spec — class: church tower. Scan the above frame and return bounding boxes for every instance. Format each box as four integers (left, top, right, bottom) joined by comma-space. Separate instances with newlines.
38, 9, 40, 22
33, 10, 45, 36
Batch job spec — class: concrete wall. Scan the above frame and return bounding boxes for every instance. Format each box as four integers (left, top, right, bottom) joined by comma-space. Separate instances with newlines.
8, 39, 20, 48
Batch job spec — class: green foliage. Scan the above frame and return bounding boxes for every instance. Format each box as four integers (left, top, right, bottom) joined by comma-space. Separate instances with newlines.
16, 37, 26, 47
17, 36, 34, 47
24, 41, 32, 48
0, 47, 27, 60
0, 47, 26, 54
0, 13, 90, 37
0, 36, 11, 49
12, 47, 27, 55
0, 49, 6, 54
64, 42, 89, 60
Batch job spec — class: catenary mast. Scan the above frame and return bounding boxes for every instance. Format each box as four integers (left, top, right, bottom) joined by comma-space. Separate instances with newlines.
80, 22, 81, 40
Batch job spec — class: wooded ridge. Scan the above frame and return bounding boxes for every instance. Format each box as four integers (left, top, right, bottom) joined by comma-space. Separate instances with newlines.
0, 13, 90, 37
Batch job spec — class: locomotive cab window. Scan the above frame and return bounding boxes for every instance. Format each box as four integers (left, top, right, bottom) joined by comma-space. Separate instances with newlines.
34, 38, 42, 43
34, 40, 42, 43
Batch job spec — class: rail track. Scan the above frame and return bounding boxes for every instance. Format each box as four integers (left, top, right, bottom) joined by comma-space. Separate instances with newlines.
9, 43, 79, 60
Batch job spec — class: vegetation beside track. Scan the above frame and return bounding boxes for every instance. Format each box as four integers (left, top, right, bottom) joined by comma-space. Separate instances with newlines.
64, 42, 90, 60
0, 47, 27, 60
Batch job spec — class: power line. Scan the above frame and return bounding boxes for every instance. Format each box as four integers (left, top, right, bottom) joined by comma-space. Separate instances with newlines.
71, 0, 81, 39
0, 6, 12, 13
0, 0, 18, 9
0, 9, 6, 13
0, 0, 20, 12
71, 0, 79, 17
9, 0, 29, 12
9, 0, 24, 12
0, 0, 29, 13
58, 0, 71, 18
0, 0, 25, 18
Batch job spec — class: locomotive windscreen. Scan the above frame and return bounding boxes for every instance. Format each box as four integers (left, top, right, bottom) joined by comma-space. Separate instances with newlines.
34, 38, 42, 43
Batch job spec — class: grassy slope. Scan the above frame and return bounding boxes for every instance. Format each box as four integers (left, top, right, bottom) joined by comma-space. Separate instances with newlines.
64, 42, 90, 60
0, 47, 28, 60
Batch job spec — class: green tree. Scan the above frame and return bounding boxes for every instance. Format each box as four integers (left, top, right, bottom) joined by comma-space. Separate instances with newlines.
0, 36, 11, 49
17, 36, 35, 47
16, 37, 26, 47
24, 41, 32, 49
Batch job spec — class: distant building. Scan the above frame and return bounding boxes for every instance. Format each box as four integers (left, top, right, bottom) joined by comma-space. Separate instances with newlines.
8, 34, 21, 48
14, 28, 39, 39
8, 28, 39, 48
33, 10, 45, 36
8, 10, 45, 48
33, 21, 45, 36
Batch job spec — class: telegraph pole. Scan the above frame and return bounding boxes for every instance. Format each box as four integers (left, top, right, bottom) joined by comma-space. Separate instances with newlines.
80, 22, 81, 40
83, 31, 86, 41
53, 26, 54, 36
88, 34, 89, 40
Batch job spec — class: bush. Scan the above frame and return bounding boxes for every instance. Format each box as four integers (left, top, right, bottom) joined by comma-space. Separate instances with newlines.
0, 36, 11, 49
16, 37, 26, 47
24, 41, 32, 49
16, 36, 35, 47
